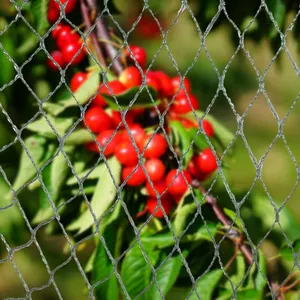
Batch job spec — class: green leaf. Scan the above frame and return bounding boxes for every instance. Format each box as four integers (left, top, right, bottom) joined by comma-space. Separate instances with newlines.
32, 200, 65, 224
67, 157, 121, 234
141, 223, 217, 248
189, 269, 223, 300
224, 254, 245, 290
66, 163, 104, 185
93, 219, 119, 300
185, 110, 234, 152
173, 202, 197, 236
64, 129, 94, 145
12, 136, 48, 191
43, 72, 100, 116
31, 0, 50, 35
170, 121, 193, 167
145, 253, 183, 299
26, 116, 74, 139
217, 289, 262, 300
51, 147, 72, 200
268, 0, 286, 38
280, 240, 300, 264
188, 127, 210, 150
121, 243, 160, 299
224, 208, 243, 230
0, 18, 15, 87
102, 86, 159, 109
255, 250, 267, 293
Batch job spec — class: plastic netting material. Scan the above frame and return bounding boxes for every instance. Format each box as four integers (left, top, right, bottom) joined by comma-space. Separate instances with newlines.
0, 0, 300, 299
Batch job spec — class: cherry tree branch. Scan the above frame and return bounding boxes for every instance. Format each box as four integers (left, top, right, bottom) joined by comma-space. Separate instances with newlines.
84, 0, 124, 75
80, 0, 106, 67
199, 186, 253, 264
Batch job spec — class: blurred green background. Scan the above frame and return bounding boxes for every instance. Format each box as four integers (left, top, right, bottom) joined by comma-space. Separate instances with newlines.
1, 0, 300, 299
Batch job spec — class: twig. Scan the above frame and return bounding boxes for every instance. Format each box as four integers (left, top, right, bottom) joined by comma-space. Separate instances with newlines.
85, 0, 124, 75
80, 0, 106, 67
281, 277, 300, 293
200, 186, 253, 264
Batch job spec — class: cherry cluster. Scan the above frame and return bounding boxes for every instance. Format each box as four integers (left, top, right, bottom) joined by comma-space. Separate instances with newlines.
45, 3, 218, 219
47, 0, 86, 70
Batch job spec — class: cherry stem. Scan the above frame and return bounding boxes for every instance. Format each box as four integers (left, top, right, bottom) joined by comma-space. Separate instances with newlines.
281, 277, 300, 293
80, 0, 106, 67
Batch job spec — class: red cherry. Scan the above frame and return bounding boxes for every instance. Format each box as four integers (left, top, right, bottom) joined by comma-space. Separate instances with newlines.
62, 42, 85, 65
202, 120, 214, 137
84, 107, 112, 133
47, 7, 60, 23
195, 148, 218, 174
153, 71, 173, 98
125, 45, 147, 68
50, 0, 78, 14
146, 179, 167, 197
171, 76, 191, 94
70, 72, 88, 92
188, 156, 211, 181
115, 141, 139, 166
46, 50, 65, 71
84, 130, 120, 156
94, 80, 126, 107
122, 166, 146, 187
146, 72, 161, 92
119, 67, 142, 89
121, 124, 146, 147
51, 23, 64, 39
111, 110, 135, 129
134, 15, 162, 39
141, 134, 168, 159
131, 108, 145, 117
144, 159, 165, 182
146, 196, 173, 218
171, 94, 199, 114
96, 130, 121, 156
166, 169, 192, 196
56, 26, 80, 50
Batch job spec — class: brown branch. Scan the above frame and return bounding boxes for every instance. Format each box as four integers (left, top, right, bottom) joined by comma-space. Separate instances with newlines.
200, 186, 253, 264
80, 0, 106, 67
85, 0, 124, 75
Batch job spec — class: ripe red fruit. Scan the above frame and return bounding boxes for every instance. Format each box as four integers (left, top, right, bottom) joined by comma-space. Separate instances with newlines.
195, 148, 218, 174
202, 119, 214, 137
153, 71, 173, 98
119, 67, 142, 89
51, 23, 64, 39
56, 26, 80, 50
84, 107, 112, 133
62, 42, 85, 65
47, 7, 60, 23
141, 134, 168, 159
171, 94, 199, 114
121, 124, 146, 147
85, 130, 121, 156
50, 0, 78, 14
122, 166, 146, 187
188, 156, 211, 182
171, 76, 191, 94
146, 179, 167, 197
70, 72, 88, 92
146, 196, 173, 218
96, 130, 121, 156
145, 159, 165, 182
111, 110, 136, 129
46, 50, 65, 71
146, 72, 161, 92
115, 141, 139, 166
94, 80, 126, 107
166, 169, 192, 196
125, 45, 147, 68
134, 15, 162, 39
